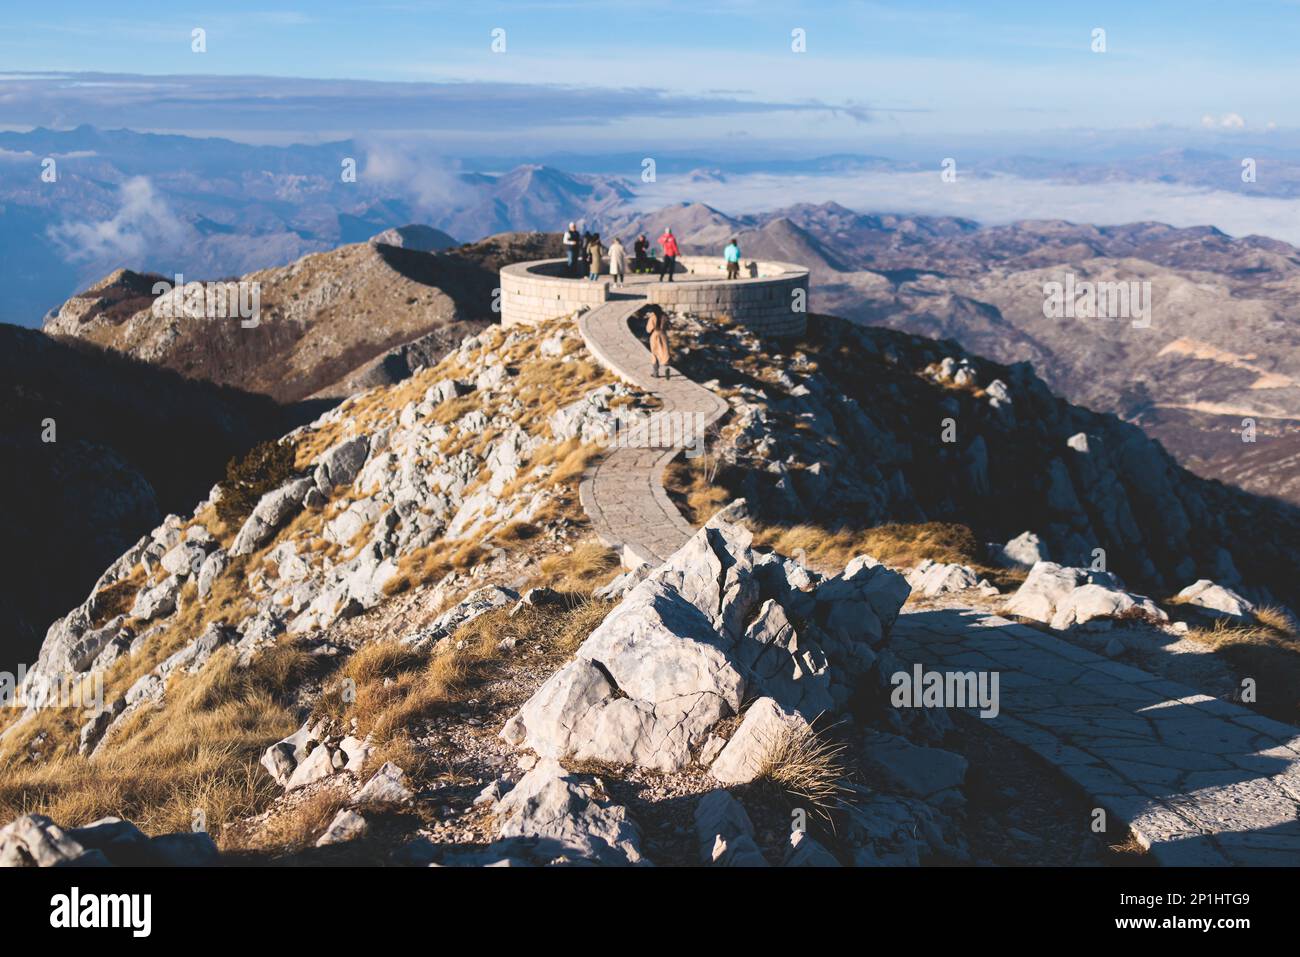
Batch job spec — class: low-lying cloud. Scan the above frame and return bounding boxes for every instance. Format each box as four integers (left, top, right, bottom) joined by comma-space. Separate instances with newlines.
48, 175, 193, 266
635, 169, 1300, 247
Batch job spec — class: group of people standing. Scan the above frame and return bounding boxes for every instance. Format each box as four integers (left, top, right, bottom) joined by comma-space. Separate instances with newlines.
562, 222, 741, 284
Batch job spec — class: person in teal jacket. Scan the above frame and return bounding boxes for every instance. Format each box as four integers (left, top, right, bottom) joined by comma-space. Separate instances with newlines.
724, 238, 741, 280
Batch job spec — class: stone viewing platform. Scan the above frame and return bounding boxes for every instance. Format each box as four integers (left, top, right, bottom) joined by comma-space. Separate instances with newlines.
499, 256, 809, 336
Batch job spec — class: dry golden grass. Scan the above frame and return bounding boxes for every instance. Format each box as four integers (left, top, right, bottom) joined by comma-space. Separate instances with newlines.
757, 721, 850, 819
225, 787, 350, 854
1184, 614, 1300, 723
533, 541, 621, 593
315, 598, 609, 763
753, 521, 984, 575
1254, 605, 1298, 636
664, 457, 731, 526
0, 642, 314, 841
89, 567, 146, 627
383, 536, 486, 597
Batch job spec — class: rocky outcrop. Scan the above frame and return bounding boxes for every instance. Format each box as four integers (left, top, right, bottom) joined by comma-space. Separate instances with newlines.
906, 560, 982, 597
676, 313, 1300, 614
1175, 579, 1255, 620
431, 759, 647, 867
1003, 561, 1167, 630
502, 514, 909, 771
230, 477, 316, 556
0, 814, 218, 867
991, 531, 1050, 569
261, 719, 371, 790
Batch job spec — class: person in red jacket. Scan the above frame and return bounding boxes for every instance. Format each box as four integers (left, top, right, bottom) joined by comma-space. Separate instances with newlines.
657, 228, 679, 282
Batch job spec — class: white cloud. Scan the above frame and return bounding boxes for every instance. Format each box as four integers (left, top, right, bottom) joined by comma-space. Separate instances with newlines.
1202, 112, 1246, 129
359, 140, 465, 211
634, 170, 1300, 246
47, 176, 192, 265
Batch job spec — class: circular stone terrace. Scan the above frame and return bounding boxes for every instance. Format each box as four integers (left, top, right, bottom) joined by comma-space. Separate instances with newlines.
499, 256, 809, 336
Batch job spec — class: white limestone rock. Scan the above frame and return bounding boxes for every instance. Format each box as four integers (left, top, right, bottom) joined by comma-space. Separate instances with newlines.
1002, 561, 1157, 631
992, 531, 1049, 569
0, 814, 96, 867
316, 809, 368, 847
355, 762, 413, 805
1175, 579, 1255, 620
710, 697, 810, 785
906, 559, 981, 597
230, 477, 314, 556
694, 790, 767, 867
503, 518, 908, 773
785, 830, 840, 867
493, 758, 645, 866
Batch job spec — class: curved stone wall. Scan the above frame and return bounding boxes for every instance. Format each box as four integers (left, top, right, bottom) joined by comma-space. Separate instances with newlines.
499, 258, 809, 336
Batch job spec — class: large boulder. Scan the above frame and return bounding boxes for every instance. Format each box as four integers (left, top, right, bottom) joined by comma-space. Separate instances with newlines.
501, 515, 909, 772
492, 758, 646, 866
313, 435, 370, 492
0, 815, 98, 867
130, 574, 183, 620
1003, 561, 1165, 629
992, 531, 1050, 569
1176, 579, 1255, 620
906, 559, 980, 597
709, 697, 810, 785
230, 477, 314, 556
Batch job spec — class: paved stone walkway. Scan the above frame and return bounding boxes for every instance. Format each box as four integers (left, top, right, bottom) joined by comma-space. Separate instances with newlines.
894, 605, 1300, 865
577, 299, 728, 567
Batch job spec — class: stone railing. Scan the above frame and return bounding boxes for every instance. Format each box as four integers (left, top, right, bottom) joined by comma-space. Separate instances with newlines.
499, 257, 809, 336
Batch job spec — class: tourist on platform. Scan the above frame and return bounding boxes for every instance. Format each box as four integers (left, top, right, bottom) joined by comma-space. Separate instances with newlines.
657, 228, 679, 282
724, 238, 741, 279
633, 234, 651, 272
608, 237, 627, 284
563, 222, 581, 276
586, 233, 604, 281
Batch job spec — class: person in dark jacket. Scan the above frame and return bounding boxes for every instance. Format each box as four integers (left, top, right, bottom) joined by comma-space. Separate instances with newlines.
563, 222, 581, 276
633, 234, 650, 272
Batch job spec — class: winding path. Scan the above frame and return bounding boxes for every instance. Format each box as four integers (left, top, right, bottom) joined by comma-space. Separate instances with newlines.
577, 298, 728, 568
574, 297, 1300, 866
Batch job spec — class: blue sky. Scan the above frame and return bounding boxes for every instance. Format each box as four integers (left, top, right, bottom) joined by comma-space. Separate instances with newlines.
3, 1, 1300, 151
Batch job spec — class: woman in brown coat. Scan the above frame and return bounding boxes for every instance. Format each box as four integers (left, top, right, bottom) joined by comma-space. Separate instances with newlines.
645, 306, 671, 378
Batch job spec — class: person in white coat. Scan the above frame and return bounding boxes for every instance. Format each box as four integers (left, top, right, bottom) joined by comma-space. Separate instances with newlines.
608, 237, 628, 284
